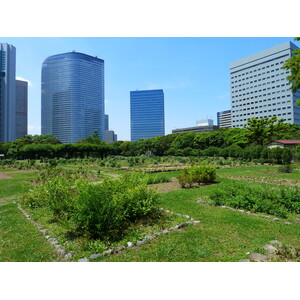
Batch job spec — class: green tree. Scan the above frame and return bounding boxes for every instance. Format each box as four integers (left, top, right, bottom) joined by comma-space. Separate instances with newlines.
282, 37, 300, 105
244, 116, 285, 145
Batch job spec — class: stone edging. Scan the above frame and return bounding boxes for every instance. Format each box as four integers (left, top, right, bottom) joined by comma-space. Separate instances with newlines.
17, 204, 73, 261
239, 240, 296, 262
78, 208, 201, 262
17, 204, 200, 262
196, 199, 299, 225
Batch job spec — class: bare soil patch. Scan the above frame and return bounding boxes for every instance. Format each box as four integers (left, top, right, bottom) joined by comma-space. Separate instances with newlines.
0, 170, 37, 180
220, 175, 300, 187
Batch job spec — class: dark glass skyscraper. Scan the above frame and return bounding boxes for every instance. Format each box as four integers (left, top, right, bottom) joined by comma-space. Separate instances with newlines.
130, 89, 165, 142
41, 52, 105, 143
0, 43, 16, 142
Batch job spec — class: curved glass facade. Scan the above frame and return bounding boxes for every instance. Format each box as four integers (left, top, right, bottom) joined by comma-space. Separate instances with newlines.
41, 52, 105, 143
130, 89, 165, 142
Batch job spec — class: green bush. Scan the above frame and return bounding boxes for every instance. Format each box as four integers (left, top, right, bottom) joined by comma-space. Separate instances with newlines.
278, 164, 293, 173
209, 182, 300, 218
177, 165, 216, 188
22, 173, 159, 241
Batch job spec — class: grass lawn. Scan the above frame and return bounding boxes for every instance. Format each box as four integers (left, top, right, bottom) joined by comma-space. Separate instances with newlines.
0, 163, 299, 262
99, 179, 300, 262
0, 172, 60, 262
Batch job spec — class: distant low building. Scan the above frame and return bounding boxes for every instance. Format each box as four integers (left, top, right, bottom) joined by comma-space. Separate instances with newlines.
217, 110, 231, 128
196, 119, 213, 126
104, 130, 117, 143
267, 140, 300, 149
172, 125, 219, 134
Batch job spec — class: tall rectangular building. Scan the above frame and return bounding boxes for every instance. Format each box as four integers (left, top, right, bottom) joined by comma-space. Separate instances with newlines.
130, 89, 165, 142
0, 43, 16, 142
217, 110, 231, 128
230, 41, 300, 128
42, 52, 105, 143
16, 79, 28, 139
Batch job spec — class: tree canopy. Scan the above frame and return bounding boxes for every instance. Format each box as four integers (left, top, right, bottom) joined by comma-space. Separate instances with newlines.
282, 37, 300, 105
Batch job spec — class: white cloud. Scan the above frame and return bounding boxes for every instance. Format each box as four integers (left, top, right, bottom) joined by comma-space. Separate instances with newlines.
16, 76, 32, 87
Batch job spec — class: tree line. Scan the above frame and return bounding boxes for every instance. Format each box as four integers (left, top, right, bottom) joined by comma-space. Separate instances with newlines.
0, 117, 300, 161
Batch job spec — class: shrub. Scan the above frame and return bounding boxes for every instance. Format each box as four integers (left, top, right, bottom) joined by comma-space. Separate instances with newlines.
278, 164, 293, 173
23, 173, 159, 241
209, 182, 300, 218
177, 165, 216, 188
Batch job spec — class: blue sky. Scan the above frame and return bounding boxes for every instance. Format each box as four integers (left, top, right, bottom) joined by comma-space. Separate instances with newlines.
1, 37, 296, 141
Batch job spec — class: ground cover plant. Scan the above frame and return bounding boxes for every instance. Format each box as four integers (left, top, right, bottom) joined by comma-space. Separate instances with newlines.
177, 165, 216, 188
1, 160, 300, 262
209, 181, 300, 219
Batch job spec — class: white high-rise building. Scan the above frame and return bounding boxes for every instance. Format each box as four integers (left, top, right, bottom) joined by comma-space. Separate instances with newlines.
230, 41, 300, 128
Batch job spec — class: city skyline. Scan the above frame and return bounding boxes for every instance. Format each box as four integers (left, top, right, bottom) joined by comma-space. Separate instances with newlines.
0, 37, 297, 141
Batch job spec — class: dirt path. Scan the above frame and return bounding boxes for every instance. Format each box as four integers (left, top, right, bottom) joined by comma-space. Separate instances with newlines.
0, 170, 38, 180
220, 175, 300, 187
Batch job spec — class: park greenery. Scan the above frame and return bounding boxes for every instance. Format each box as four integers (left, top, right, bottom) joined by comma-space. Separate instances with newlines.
282, 37, 300, 105
1, 117, 300, 261
1, 116, 300, 164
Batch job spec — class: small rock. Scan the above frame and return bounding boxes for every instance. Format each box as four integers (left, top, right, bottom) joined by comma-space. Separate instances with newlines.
238, 209, 244, 213
246, 252, 250, 255
48, 237, 56, 242
221, 205, 227, 208
296, 218, 300, 223
136, 240, 145, 246
177, 222, 188, 229
115, 246, 125, 252
184, 215, 190, 218
249, 253, 269, 262
176, 213, 182, 216
103, 249, 113, 255
193, 220, 200, 224
64, 253, 72, 260
186, 221, 193, 225
269, 240, 282, 247
165, 210, 170, 213
90, 253, 102, 259
273, 217, 281, 221
153, 232, 161, 236
162, 230, 169, 234
264, 216, 271, 219
144, 236, 153, 240
159, 208, 164, 211
284, 221, 292, 225
55, 244, 60, 249
127, 242, 134, 248
57, 249, 66, 256
262, 244, 277, 254
239, 259, 251, 262
169, 227, 177, 231
78, 258, 89, 262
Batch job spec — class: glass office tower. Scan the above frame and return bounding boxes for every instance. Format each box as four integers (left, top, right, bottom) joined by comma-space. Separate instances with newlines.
41, 52, 105, 143
130, 89, 165, 142
16, 79, 28, 139
0, 43, 16, 142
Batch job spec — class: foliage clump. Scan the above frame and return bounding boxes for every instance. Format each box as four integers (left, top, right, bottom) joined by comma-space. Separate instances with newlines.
177, 165, 216, 188
209, 182, 300, 219
22, 173, 159, 241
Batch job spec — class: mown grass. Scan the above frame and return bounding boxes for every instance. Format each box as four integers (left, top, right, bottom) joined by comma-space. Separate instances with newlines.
0, 171, 60, 262
99, 179, 300, 262
217, 164, 300, 180
0, 164, 299, 262
0, 203, 59, 262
